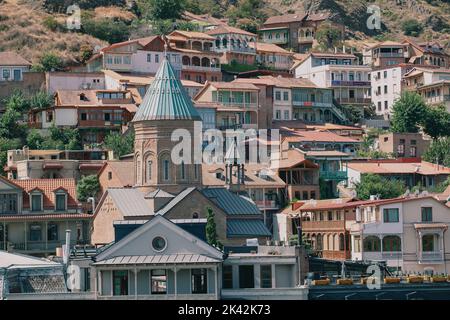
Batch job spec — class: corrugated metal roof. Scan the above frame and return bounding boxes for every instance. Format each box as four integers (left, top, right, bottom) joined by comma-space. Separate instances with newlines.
202, 188, 261, 215
108, 188, 154, 217
145, 188, 175, 199
132, 55, 201, 121
156, 187, 197, 216
94, 254, 221, 265
227, 219, 271, 237
0, 251, 61, 269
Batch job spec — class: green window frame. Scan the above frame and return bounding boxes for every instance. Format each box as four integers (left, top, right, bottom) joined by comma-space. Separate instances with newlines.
383, 208, 399, 223
421, 207, 432, 222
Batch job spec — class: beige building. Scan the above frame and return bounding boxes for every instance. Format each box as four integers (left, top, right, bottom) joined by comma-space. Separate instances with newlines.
377, 132, 431, 158
351, 195, 450, 274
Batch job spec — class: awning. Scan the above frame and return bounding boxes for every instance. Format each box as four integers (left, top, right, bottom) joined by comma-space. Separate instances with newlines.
414, 223, 448, 230
93, 254, 222, 266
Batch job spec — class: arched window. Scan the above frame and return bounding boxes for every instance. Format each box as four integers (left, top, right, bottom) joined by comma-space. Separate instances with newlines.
383, 235, 401, 252
363, 236, 381, 252
192, 56, 200, 66
236, 39, 241, 48
201, 57, 210, 67
422, 234, 435, 252
192, 212, 199, 219
222, 38, 228, 48
339, 234, 345, 251
215, 38, 221, 48
317, 234, 323, 250
179, 161, 186, 180
182, 56, 190, 66
146, 160, 152, 183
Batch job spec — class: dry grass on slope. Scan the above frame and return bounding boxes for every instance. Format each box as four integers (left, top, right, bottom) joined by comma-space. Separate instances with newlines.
0, 0, 108, 66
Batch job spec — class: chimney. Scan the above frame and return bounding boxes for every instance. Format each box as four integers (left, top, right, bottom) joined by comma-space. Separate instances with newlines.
63, 229, 71, 265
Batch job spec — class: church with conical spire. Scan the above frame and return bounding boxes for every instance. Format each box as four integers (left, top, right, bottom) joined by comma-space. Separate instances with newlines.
132, 47, 203, 193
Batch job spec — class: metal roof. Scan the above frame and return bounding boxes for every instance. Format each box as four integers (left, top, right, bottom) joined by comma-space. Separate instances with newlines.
0, 251, 61, 269
145, 188, 175, 199
108, 188, 154, 217
202, 188, 261, 215
156, 187, 197, 215
93, 254, 221, 265
132, 55, 202, 121
227, 219, 271, 237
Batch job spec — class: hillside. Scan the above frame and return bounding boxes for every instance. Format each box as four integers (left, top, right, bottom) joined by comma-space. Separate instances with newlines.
265, 0, 450, 45
0, 0, 448, 67
0, 0, 108, 66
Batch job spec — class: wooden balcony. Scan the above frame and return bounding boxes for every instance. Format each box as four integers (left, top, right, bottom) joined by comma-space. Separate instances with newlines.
78, 120, 123, 128
321, 250, 351, 261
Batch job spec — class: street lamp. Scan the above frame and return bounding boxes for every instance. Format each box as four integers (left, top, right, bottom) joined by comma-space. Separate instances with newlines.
87, 197, 95, 214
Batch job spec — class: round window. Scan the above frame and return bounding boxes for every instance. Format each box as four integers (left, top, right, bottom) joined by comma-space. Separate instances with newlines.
152, 236, 167, 252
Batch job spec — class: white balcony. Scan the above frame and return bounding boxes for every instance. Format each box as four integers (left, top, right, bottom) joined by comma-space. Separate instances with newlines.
419, 251, 444, 264
181, 65, 221, 72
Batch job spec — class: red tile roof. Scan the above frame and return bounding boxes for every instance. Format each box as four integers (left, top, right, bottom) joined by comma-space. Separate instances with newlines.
0, 51, 31, 66
206, 25, 256, 37
347, 161, 450, 176
264, 13, 308, 25
282, 129, 360, 144
12, 179, 79, 210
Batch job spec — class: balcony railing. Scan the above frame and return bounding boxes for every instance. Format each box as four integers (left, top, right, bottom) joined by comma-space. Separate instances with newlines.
419, 251, 444, 263
298, 36, 314, 43
218, 124, 242, 130
254, 200, 279, 209
330, 80, 371, 87
376, 52, 404, 58
302, 220, 345, 230
214, 101, 258, 109
181, 65, 221, 72
262, 38, 288, 45
320, 170, 347, 181
10, 240, 90, 252
78, 120, 123, 128
335, 97, 372, 105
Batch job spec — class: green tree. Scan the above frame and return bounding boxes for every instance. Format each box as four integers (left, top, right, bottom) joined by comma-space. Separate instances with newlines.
423, 137, 450, 167
341, 104, 363, 124
402, 19, 423, 36
0, 104, 26, 139
104, 131, 134, 159
26, 129, 45, 149
206, 207, 222, 249
32, 52, 64, 72
139, 0, 186, 20
29, 91, 53, 110
421, 105, 450, 139
355, 173, 407, 200
76, 175, 100, 202
82, 18, 130, 44
3, 90, 30, 113
0, 138, 21, 175
316, 22, 342, 51
391, 91, 427, 133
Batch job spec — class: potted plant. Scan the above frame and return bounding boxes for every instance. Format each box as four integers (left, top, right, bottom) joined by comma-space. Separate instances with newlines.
431, 274, 447, 283
384, 277, 401, 284
406, 275, 423, 283
337, 278, 353, 285
312, 278, 330, 286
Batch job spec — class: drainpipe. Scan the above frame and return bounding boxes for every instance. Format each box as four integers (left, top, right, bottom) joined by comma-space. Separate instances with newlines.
63, 229, 71, 266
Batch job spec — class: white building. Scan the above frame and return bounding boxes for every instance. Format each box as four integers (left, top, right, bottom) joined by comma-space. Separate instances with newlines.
293, 52, 372, 112
371, 64, 416, 117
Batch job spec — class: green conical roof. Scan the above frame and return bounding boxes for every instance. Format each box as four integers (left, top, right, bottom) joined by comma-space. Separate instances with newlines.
132, 55, 201, 122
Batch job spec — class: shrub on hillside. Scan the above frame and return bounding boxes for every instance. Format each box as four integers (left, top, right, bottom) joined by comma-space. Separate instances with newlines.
402, 19, 423, 36
82, 18, 130, 44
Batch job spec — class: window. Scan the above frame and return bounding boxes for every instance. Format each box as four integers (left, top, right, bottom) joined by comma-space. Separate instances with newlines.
147, 160, 152, 182
223, 266, 233, 289
383, 235, 401, 252
349, 90, 355, 99
275, 91, 281, 101
397, 142, 405, 156
31, 194, 42, 212
104, 113, 111, 121
163, 159, 170, 181
377, 101, 381, 111
260, 265, 272, 288
238, 265, 254, 288
284, 110, 289, 120
310, 191, 316, 199
328, 211, 333, 221
123, 56, 131, 64
155, 54, 160, 63
147, 54, 152, 62
0, 194, 17, 214
302, 191, 308, 200
275, 110, 281, 120
180, 161, 186, 180
29, 224, 42, 241
113, 56, 122, 64
421, 207, 433, 222
55, 193, 66, 211
283, 92, 289, 101
46, 111, 53, 122
152, 236, 166, 252
383, 208, 399, 223
108, 171, 112, 180
384, 70, 387, 78
191, 269, 208, 294
384, 101, 388, 110
81, 113, 87, 121
410, 146, 417, 157
151, 269, 167, 294
363, 236, 381, 252
2, 69, 11, 80
13, 69, 21, 81
47, 223, 58, 241
113, 270, 128, 296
